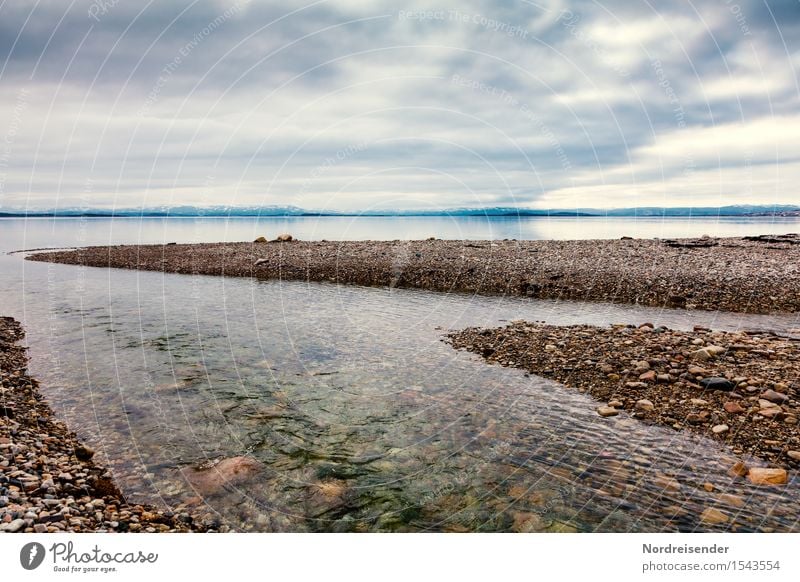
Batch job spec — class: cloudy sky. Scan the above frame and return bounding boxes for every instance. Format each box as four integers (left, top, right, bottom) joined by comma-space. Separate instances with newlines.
0, 0, 798, 211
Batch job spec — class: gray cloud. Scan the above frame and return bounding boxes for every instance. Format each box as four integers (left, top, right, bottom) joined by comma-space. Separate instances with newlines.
0, 0, 798, 210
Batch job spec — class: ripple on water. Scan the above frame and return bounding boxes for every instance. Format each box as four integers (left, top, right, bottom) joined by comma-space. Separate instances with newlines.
4, 260, 800, 532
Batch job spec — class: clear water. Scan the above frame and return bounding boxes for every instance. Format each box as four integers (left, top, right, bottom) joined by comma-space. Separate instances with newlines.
1, 218, 798, 532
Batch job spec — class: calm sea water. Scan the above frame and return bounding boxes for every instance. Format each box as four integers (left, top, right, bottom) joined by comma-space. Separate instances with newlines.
1, 217, 798, 532
2, 215, 799, 249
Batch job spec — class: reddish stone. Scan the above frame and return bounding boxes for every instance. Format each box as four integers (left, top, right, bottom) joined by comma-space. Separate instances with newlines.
723, 401, 745, 414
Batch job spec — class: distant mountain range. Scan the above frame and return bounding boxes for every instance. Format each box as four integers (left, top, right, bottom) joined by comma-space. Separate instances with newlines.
1, 204, 799, 218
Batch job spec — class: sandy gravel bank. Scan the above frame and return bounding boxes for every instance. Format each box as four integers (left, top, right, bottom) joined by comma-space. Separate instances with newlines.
26, 234, 800, 314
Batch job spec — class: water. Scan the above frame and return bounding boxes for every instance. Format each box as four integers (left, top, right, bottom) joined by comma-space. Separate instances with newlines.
2, 215, 799, 248
1, 218, 799, 532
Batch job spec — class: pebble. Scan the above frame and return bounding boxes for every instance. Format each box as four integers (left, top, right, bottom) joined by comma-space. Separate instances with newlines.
0, 518, 25, 532
712, 424, 729, 434
690, 348, 714, 361
761, 389, 789, 404
597, 406, 619, 417
760, 407, 783, 419
686, 413, 705, 424
723, 401, 745, 414
74, 445, 95, 461
625, 381, 647, 389
635, 399, 654, 412
699, 377, 735, 391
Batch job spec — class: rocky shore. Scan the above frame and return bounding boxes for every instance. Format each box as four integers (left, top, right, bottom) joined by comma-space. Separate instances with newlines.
446, 321, 800, 477
26, 234, 800, 314
0, 316, 206, 533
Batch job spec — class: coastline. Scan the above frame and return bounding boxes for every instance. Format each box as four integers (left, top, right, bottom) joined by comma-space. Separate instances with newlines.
26, 234, 800, 314
0, 316, 205, 533
447, 321, 799, 475
15, 235, 800, 516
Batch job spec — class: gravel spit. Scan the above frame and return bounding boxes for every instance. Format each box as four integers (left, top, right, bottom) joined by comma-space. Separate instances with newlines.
26, 234, 800, 314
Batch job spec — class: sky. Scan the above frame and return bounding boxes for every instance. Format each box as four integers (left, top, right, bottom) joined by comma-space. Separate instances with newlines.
0, 0, 798, 211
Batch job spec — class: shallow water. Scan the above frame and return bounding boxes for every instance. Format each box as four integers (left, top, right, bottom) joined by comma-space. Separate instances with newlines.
1, 219, 799, 532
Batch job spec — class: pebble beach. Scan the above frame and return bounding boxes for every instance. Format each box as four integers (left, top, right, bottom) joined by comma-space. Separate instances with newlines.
9, 233, 800, 530
26, 233, 800, 314
0, 316, 206, 533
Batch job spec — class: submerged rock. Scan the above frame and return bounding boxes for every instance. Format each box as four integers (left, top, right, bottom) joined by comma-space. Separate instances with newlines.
717, 493, 745, 507
182, 456, 265, 496
746, 467, 788, 486
305, 479, 349, 519
699, 507, 729, 525
728, 461, 749, 478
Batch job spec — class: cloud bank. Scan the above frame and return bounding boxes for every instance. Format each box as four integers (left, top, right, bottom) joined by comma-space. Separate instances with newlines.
0, 0, 798, 210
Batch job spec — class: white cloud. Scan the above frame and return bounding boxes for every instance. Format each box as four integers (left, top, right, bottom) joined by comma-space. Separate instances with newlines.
0, 0, 797, 210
